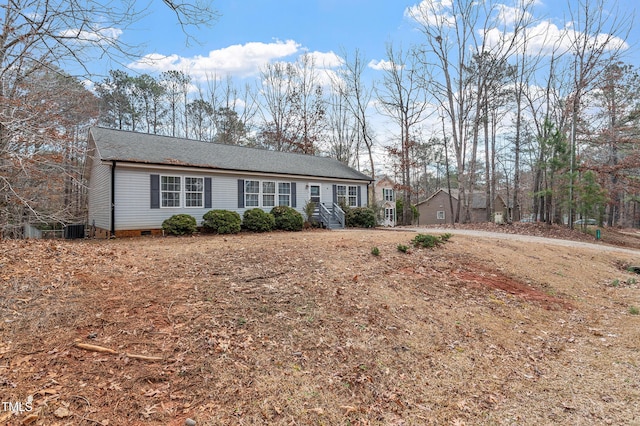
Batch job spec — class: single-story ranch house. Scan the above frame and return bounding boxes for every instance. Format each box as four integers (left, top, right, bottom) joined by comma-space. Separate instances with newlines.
86, 127, 373, 237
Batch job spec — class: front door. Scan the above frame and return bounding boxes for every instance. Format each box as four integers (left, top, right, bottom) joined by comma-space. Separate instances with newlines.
309, 185, 321, 204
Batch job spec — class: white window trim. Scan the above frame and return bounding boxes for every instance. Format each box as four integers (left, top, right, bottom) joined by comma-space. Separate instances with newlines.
437, 210, 445, 220
309, 183, 321, 203
160, 174, 205, 208
262, 181, 276, 208
245, 180, 260, 207
383, 188, 395, 202
246, 179, 292, 208
337, 185, 358, 207
160, 175, 181, 208
278, 182, 291, 207
184, 176, 204, 209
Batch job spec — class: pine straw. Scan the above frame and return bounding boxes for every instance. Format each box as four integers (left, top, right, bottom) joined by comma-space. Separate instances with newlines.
1, 229, 640, 425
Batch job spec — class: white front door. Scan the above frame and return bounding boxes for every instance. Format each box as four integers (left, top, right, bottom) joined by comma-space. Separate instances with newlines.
384, 207, 396, 227
309, 184, 321, 204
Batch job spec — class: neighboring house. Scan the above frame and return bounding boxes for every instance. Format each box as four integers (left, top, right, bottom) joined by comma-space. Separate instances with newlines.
416, 189, 510, 225
86, 127, 373, 237
372, 176, 397, 227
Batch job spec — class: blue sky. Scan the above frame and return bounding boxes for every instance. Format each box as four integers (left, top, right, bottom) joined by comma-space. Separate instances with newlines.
92, 0, 638, 85
109, 0, 420, 81
75, 0, 638, 173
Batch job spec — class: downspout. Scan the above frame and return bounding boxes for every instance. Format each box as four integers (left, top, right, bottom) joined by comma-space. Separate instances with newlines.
110, 160, 116, 238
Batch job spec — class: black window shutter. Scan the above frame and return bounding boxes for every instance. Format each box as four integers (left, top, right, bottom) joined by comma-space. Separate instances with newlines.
150, 174, 160, 209
332, 184, 337, 205
204, 177, 212, 209
357, 186, 362, 207
291, 182, 297, 208
237, 179, 244, 208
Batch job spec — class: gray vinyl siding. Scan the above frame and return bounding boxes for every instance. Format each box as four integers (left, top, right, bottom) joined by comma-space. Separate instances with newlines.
109, 165, 369, 230
114, 167, 221, 230
87, 160, 112, 230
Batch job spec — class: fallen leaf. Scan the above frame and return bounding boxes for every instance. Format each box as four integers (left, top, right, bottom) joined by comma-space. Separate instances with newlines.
54, 406, 72, 418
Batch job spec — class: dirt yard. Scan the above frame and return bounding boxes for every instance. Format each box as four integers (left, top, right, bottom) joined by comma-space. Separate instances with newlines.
1, 224, 640, 425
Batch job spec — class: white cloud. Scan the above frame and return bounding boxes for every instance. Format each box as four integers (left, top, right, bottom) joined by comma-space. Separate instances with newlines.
495, 4, 533, 27
368, 59, 402, 71
405, 0, 455, 28
59, 27, 123, 44
307, 51, 344, 69
129, 39, 301, 80
483, 19, 629, 57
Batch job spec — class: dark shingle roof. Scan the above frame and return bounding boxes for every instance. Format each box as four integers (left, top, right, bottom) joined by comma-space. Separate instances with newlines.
89, 127, 372, 181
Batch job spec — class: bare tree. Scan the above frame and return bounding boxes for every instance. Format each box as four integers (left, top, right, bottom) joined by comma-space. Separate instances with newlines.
337, 49, 377, 189
159, 70, 191, 138
326, 81, 358, 166
408, 0, 478, 222
0, 1, 219, 235
410, 0, 535, 223
258, 62, 299, 151
376, 44, 430, 225
289, 53, 327, 154
563, 0, 631, 228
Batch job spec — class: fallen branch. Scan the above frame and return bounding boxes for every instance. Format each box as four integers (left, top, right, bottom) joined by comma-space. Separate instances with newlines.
74, 342, 117, 354
126, 353, 163, 361
74, 342, 163, 361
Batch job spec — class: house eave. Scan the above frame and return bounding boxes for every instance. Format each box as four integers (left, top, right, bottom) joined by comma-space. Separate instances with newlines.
102, 159, 373, 184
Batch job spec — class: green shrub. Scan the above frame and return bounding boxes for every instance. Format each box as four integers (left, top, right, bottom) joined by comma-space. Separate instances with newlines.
440, 233, 452, 242
397, 244, 409, 253
270, 206, 304, 231
162, 214, 197, 236
243, 208, 275, 232
371, 247, 380, 256
346, 207, 376, 228
202, 210, 242, 234
412, 233, 446, 248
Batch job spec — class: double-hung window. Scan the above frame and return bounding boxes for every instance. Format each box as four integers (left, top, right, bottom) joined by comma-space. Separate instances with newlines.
337, 185, 358, 207
278, 182, 291, 206
348, 186, 358, 207
161, 176, 181, 207
245, 180, 291, 208
336, 185, 347, 205
262, 181, 276, 207
383, 188, 395, 202
245, 180, 260, 207
185, 177, 204, 208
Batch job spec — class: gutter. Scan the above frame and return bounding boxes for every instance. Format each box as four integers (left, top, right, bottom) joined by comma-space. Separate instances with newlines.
110, 160, 116, 237
101, 159, 374, 183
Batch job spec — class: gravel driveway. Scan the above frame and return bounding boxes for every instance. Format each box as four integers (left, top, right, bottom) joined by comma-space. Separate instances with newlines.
379, 226, 640, 256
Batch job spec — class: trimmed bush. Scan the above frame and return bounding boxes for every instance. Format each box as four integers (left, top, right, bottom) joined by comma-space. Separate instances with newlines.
202, 210, 242, 234
243, 208, 275, 232
162, 214, 197, 236
346, 207, 377, 228
270, 206, 304, 231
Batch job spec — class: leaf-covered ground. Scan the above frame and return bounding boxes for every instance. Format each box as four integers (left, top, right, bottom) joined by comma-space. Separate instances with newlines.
1, 226, 640, 425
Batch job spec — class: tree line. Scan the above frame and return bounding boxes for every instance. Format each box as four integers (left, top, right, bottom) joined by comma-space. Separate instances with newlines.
1, 0, 638, 236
